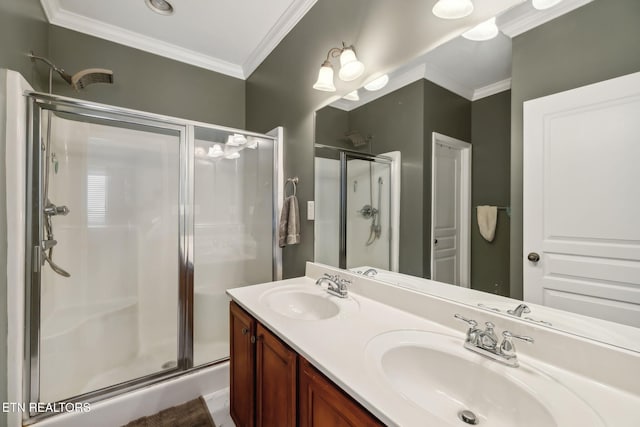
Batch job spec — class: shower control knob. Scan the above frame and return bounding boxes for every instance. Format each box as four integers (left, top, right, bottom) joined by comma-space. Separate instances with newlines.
44, 204, 70, 216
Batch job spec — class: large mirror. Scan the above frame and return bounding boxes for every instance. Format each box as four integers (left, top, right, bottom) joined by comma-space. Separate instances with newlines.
313, 0, 640, 352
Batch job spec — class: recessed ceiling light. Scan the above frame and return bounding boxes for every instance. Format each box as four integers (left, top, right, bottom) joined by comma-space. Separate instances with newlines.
463, 17, 499, 41
364, 75, 389, 91
145, 0, 174, 16
432, 0, 474, 20
532, 0, 563, 10
343, 90, 360, 101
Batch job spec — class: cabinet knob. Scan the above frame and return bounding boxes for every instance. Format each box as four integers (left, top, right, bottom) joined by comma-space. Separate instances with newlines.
250, 335, 262, 344
241, 327, 249, 335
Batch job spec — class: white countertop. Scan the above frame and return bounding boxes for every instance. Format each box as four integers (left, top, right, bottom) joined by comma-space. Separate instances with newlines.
227, 264, 640, 427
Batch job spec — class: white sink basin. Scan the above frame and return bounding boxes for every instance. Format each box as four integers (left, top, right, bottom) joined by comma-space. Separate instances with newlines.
259, 284, 358, 320
366, 330, 604, 427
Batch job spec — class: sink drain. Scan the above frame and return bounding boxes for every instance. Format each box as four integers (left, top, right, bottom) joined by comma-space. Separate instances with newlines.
458, 409, 479, 425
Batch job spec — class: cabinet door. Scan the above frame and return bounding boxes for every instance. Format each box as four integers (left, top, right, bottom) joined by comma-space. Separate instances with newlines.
255, 323, 297, 427
230, 301, 256, 427
299, 358, 383, 427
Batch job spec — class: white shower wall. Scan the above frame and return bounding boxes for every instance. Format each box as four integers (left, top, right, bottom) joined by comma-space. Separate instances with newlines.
314, 157, 340, 267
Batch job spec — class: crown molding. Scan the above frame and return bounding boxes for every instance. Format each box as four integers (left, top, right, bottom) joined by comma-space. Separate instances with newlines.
423, 63, 474, 101
242, 0, 318, 78
500, 0, 594, 38
42, 0, 244, 79
472, 78, 511, 100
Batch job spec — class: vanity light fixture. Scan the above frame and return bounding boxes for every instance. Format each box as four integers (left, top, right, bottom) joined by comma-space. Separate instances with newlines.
313, 42, 365, 92
225, 151, 241, 160
462, 17, 499, 41
144, 0, 174, 15
207, 144, 224, 158
532, 0, 563, 10
226, 134, 247, 146
343, 90, 360, 101
364, 74, 389, 91
432, 0, 474, 20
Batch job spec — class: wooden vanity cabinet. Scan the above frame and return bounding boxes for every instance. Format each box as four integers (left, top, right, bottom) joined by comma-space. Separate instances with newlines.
298, 358, 384, 427
230, 301, 297, 427
230, 301, 257, 427
230, 301, 382, 427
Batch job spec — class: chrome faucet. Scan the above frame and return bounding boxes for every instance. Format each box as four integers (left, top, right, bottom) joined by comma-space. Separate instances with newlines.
454, 314, 534, 367
507, 303, 531, 317
359, 268, 378, 277
315, 273, 351, 298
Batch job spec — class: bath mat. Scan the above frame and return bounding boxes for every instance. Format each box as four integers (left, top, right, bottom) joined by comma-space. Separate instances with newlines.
122, 396, 216, 427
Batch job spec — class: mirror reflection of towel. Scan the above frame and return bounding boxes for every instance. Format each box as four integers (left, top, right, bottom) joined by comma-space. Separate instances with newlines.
477, 205, 497, 242
279, 195, 300, 247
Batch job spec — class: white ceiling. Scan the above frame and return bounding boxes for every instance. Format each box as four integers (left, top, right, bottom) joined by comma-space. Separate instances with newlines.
331, 0, 593, 110
41, 0, 318, 79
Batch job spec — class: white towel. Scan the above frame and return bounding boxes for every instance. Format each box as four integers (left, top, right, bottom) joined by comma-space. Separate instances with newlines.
279, 195, 300, 247
477, 205, 497, 242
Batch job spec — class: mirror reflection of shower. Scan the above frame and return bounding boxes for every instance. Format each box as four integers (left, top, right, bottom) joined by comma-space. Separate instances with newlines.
357, 164, 383, 246
30, 51, 115, 277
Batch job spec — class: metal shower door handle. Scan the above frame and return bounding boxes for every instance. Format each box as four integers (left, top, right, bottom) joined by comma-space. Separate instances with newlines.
527, 252, 540, 263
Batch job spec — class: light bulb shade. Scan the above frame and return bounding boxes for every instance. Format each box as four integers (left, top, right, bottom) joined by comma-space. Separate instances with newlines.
233, 133, 247, 145
463, 17, 499, 41
207, 144, 224, 158
432, 0, 474, 19
364, 74, 389, 91
338, 48, 365, 81
225, 151, 240, 160
532, 0, 563, 10
313, 63, 336, 91
343, 90, 359, 101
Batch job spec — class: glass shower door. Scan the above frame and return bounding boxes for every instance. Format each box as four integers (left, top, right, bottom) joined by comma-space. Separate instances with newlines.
30, 105, 185, 404
343, 154, 392, 270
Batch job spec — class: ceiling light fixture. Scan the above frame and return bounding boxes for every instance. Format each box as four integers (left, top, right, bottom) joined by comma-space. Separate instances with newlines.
343, 90, 360, 101
432, 0, 474, 19
313, 42, 365, 92
462, 17, 499, 41
145, 0, 174, 16
532, 0, 563, 10
364, 75, 389, 91
207, 144, 224, 158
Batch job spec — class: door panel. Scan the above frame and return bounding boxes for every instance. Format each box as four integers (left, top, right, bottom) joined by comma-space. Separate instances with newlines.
230, 301, 256, 427
523, 71, 640, 327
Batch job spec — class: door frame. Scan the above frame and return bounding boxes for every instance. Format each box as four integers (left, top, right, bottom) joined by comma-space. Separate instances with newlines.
430, 132, 472, 287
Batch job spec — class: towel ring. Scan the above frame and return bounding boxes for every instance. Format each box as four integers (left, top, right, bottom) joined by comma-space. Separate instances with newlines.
286, 177, 298, 197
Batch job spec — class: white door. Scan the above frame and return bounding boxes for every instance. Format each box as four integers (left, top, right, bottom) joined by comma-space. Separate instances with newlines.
431, 133, 471, 287
523, 71, 640, 327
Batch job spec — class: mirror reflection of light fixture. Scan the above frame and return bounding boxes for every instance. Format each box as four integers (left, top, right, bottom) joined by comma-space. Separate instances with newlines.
463, 17, 499, 41
207, 144, 224, 158
364, 74, 389, 91
343, 90, 359, 101
225, 151, 240, 160
432, 0, 474, 19
532, 0, 563, 10
313, 42, 365, 92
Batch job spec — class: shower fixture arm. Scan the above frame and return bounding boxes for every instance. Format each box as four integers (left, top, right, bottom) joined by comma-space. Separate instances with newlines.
28, 52, 73, 85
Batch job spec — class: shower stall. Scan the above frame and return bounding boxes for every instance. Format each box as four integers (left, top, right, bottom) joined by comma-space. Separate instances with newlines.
314, 145, 400, 271
18, 90, 280, 423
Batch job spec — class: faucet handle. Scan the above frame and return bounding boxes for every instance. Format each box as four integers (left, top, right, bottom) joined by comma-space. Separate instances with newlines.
338, 277, 352, 286
500, 330, 534, 359
502, 330, 534, 343
484, 321, 495, 331
454, 313, 478, 328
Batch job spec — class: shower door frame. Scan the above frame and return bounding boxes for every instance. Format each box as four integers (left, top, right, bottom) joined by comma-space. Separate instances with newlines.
23, 92, 281, 424
338, 150, 393, 270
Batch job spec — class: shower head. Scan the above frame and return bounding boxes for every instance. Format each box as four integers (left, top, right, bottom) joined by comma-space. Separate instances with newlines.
71, 68, 114, 90
29, 51, 114, 90
344, 131, 371, 147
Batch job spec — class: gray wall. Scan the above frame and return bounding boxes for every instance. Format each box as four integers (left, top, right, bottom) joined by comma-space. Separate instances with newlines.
315, 106, 350, 149
349, 80, 426, 276
48, 25, 245, 128
422, 80, 471, 278
471, 91, 511, 295
509, 0, 640, 299
0, 1, 48, 425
